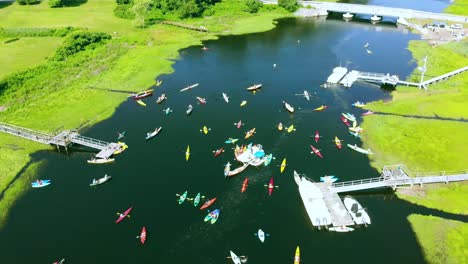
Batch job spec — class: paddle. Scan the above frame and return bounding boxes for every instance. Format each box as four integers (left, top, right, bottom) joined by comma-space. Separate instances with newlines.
116, 212, 131, 219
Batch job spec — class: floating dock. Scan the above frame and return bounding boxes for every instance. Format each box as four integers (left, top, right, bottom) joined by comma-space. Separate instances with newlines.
326, 67, 348, 84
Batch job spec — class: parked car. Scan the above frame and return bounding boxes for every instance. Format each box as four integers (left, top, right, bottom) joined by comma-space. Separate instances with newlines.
450, 24, 464, 30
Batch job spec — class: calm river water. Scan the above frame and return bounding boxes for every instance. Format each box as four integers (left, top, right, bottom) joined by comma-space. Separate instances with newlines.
0, 0, 455, 263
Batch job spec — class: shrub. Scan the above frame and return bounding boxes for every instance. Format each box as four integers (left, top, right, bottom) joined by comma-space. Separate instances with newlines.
48, 0, 64, 7
114, 4, 136, 19
116, 0, 132, 4
278, 0, 298, 12
53, 31, 111, 61
244, 0, 262, 13
16, 0, 40, 5
0, 27, 77, 38
178, 0, 201, 18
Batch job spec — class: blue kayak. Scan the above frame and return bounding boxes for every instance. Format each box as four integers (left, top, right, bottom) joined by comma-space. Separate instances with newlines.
264, 154, 273, 166
32, 180, 51, 188
204, 209, 220, 224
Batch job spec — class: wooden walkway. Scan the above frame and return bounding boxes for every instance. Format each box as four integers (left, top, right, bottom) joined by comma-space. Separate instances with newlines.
315, 183, 355, 227
330, 164, 468, 193
0, 122, 123, 159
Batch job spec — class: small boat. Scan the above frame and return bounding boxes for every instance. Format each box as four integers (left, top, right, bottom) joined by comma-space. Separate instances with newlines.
234, 120, 243, 129
53, 259, 65, 264
177, 191, 188, 204
344, 196, 371, 226
155, 80, 163, 86
245, 128, 256, 139
282, 101, 295, 113
222, 92, 229, 103
342, 112, 356, 122
90, 174, 112, 187
31, 179, 51, 188
352, 101, 366, 108
310, 145, 323, 158
196, 96, 206, 104
136, 99, 146, 107
347, 144, 374, 155
362, 110, 375, 116
241, 178, 249, 193
224, 162, 231, 176
349, 126, 364, 133
204, 209, 220, 224
230, 250, 242, 264
185, 145, 190, 161
343, 12, 353, 20
366, 49, 373, 54
280, 158, 286, 173
246, 84, 262, 91
334, 136, 342, 149
113, 142, 128, 155
180, 83, 199, 92
277, 122, 283, 131
225, 163, 249, 177
287, 125, 295, 133
329, 226, 354, 232
213, 148, 224, 157
156, 93, 167, 104
163, 107, 173, 115
225, 138, 238, 144
130, 89, 153, 100
313, 105, 328, 111
314, 130, 320, 143
370, 15, 381, 23
296, 90, 311, 101
193, 192, 202, 207
115, 206, 132, 224
264, 154, 273, 166
201, 126, 210, 134
364, 42, 370, 48
349, 131, 361, 138
186, 104, 193, 115
340, 115, 350, 126
266, 177, 277, 195
255, 229, 266, 242
294, 246, 300, 264
87, 158, 115, 164
200, 197, 217, 210
201, 46, 208, 51
320, 175, 338, 183
117, 131, 126, 140
139, 227, 147, 244
240, 100, 247, 107
146, 127, 162, 140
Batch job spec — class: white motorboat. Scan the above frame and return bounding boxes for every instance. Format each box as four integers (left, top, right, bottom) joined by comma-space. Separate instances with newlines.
90, 174, 112, 187
347, 144, 374, 155
344, 196, 371, 226
342, 12, 353, 20
370, 15, 382, 23
87, 158, 115, 164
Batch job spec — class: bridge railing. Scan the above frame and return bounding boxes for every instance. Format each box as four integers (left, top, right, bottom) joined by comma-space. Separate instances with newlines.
331, 176, 386, 188
382, 164, 468, 178
71, 135, 109, 148
0, 122, 52, 138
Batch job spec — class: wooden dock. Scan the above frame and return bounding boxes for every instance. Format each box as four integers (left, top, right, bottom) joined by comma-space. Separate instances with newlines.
315, 182, 355, 227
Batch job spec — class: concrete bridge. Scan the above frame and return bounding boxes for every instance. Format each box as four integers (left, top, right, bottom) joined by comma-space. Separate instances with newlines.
262, 1, 468, 23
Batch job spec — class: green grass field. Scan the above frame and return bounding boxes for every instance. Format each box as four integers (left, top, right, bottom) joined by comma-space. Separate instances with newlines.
0, 37, 63, 79
445, 0, 468, 15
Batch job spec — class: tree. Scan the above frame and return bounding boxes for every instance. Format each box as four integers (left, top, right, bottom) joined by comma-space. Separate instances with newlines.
245, 0, 262, 14
132, 0, 152, 28
278, 0, 298, 12
16, 0, 39, 5
178, 0, 200, 18
49, 0, 64, 7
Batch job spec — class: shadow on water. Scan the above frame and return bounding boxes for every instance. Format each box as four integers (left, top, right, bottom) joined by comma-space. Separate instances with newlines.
374, 112, 468, 123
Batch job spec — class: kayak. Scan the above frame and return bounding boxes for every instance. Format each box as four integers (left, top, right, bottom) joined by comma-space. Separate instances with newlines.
178, 191, 188, 204
280, 158, 286, 173
320, 175, 338, 183
287, 125, 295, 133
200, 198, 217, 210
234, 120, 243, 129
202, 126, 210, 134
315, 130, 320, 143
89, 174, 112, 187
352, 101, 366, 108
313, 105, 328, 111
329, 226, 354, 232
136, 99, 146, 107
146, 127, 162, 140
282, 101, 295, 113
155, 80, 163, 86
245, 128, 256, 139
31, 180, 51, 188
87, 158, 115, 164
347, 144, 374, 155
213, 148, 224, 157
264, 154, 273, 166
163, 108, 173, 115
349, 131, 361, 138
294, 246, 300, 264
196, 96, 206, 104
334, 136, 342, 149
222, 92, 229, 103
225, 138, 238, 144
362, 110, 375, 116
310, 145, 323, 158
340, 115, 350, 126
257, 229, 265, 242
204, 209, 220, 224
224, 162, 231, 177
241, 178, 249, 193
140, 227, 147, 244
180, 83, 199, 92
277, 122, 283, 131
240, 100, 247, 107
53, 259, 65, 264
113, 142, 128, 155
115, 206, 132, 224
230, 250, 242, 264
117, 131, 126, 140
342, 112, 356, 122
193, 192, 202, 207
130, 89, 153, 100
349, 126, 364, 133
247, 84, 262, 91
267, 177, 275, 195
156, 93, 167, 104
186, 104, 193, 116
185, 145, 190, 161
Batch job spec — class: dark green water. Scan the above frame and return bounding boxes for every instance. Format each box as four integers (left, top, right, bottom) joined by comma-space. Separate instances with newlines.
0, 4, 457, 263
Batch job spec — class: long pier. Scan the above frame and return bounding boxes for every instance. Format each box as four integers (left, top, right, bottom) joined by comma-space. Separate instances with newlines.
262, 1, 468, 23
0, 122, 123, 159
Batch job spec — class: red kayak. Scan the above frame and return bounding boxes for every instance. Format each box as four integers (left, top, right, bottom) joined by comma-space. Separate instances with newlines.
340, 116, 350, 127
200, 198, 217, 210
213, 148, 224, 157
241, 178, 249, 193
315, 130, 320, 143
310, 145, 323, 159
115, 206, 132, 224
236, 120, 243, 129
267, 177, 275, 195
140, 227, 147, 244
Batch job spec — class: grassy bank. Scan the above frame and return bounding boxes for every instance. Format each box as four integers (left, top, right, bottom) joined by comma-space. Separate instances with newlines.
0, 0, 290, 227
408, 215, 467, 264
445, 0, 468, 15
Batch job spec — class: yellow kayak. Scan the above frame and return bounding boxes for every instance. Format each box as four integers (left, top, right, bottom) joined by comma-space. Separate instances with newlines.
287, 125, 295, 133
185, 145, 190, 161
202, 126, 209, 134
240, 100, 247, 107
294, 246, 300, 264
156, 80, 163, 86
280, 158, 286, 173
136, 100, 146, 107
277, 122, 283, 131
113, 142, 128, 155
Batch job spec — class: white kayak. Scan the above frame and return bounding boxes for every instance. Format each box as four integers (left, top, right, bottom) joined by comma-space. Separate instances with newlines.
344, 196, 371, 226
90, 174, 112, 187
257, 229, 265, 242
347, 144, 374, 155
229, 250, 241, 264
329, 226, 354, 232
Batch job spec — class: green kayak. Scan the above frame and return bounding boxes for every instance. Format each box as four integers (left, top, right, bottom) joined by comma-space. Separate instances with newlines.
178, 191, 188, 204
194, 193, 201, 207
